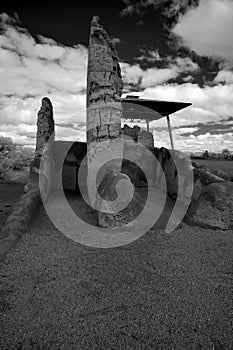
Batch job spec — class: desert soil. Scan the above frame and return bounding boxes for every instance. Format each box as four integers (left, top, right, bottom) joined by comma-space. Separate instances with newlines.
0, 183, 25, 232
0, 186, 233, 349
0, 168, 29, 232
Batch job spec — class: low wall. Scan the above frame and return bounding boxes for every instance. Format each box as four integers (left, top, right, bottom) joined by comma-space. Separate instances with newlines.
50, 140, 233, 230
0, 187, 41, 261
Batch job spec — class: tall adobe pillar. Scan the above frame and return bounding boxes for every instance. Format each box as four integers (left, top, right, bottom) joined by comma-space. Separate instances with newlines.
25, 97, 54, 199
86, 16, 124, 208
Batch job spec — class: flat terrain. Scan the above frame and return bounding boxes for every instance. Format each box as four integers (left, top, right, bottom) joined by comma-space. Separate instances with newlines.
0, 189, 233, 349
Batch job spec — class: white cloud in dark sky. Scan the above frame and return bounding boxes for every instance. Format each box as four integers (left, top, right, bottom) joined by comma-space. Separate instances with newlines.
214, 70, 233, 84
173, 0, 233, 61
175, 57, 199, 73
120, 0, 198, 18
121, 56, 199, 88
141, 67, 179, 87
151, 128, 233, 153
0, 11, 232, 152
120, 62, 143, 85
0, 13, 87, 145
136, 49, 162, 62
140, 83, 233, 121
124, 82, 233, 152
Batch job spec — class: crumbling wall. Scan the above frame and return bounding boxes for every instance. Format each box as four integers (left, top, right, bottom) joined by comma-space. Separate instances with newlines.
122, 124, 154, 148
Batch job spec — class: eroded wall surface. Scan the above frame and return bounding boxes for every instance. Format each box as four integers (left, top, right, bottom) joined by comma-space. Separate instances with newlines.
86, 16, 123, 208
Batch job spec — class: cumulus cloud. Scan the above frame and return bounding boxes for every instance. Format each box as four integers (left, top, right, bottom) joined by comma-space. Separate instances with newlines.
125, 82, 233, 152
120, 62, 143, 85
120, 0, 199, 19
172, 0, 233, 62
214, 70, 233, 84
136, 49, 162, 62
0, 13, 88, 146
140, 83, 233, 121
175, 57, 199, 73
141, 67, 179, 87
0, 12, 232, 152
152, 127, 233, 153
121, 56, 199, 88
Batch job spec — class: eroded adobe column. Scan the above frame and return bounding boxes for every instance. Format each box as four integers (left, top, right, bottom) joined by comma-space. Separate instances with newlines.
86, 16, 123, 207
35, 97, 55, 157
25, 97, 55, 192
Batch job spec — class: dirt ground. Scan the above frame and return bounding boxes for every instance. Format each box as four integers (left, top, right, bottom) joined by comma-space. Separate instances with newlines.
0, 168, 29, 231
0, 183, 25, 231
0, 187, 233, 349
0, 168, 233, 349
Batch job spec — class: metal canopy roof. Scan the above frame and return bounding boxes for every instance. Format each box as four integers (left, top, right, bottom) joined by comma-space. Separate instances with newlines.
121, 98, 192, 121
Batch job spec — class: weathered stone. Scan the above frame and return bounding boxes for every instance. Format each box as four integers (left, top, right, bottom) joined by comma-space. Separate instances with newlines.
191, 178, 203, 201
0, 188, 41, 261
97, 138, 160, 227
192, 161, 233, 181
210, 167, 233, 181
122, 139, 156, 186
193, 168, 225, 186
154, 148, 231, 210
86, 16, 125, 219
155, 148, 194, 204
86, 16, 123, 140
122, 124, 154, 148
185, 181, 233, 230
199, 165, 232, 181
97, 172, 146, 228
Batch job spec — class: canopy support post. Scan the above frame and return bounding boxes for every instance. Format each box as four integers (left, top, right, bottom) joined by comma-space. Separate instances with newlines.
166, 114, 174, 150
146, 118, 149, 133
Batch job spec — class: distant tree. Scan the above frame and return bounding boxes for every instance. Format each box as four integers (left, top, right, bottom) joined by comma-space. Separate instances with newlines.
0, 137, 34, 182
222, 148, 230, 154
203, 150, 209, 159
11, 147, 34, 170
0, 136, 15, 154
222, 148, 231, 160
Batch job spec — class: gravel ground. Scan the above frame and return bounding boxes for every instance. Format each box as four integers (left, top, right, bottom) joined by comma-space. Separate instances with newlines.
0, 183, 25, 231
0, 192, 233, 349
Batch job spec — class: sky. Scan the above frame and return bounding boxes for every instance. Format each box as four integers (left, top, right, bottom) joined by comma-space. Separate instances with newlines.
0, 0, 233, 153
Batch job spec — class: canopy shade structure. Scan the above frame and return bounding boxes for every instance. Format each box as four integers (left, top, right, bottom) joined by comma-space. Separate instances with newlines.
121, 97, 192, 121
121, 97, 192, 150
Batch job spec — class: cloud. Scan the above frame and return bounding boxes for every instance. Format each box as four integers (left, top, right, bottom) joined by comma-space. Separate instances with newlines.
0, 12, 232, 153
55, 125, 86, 143
0, 13, 88, 146
124, 81, 233, 152
172, 0, 233, 61
0, 12, 19, 25
141, 67, 179, 87
120, 0, 199, 19
0, 122, 37, 146
120, 62, 143, 85
214, 70, 233, 84
136, 49, 162, 62
121, 57, 199, 88
175, 57, 199, 73
140, 83, 233, 122
152, 127, 233, 153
